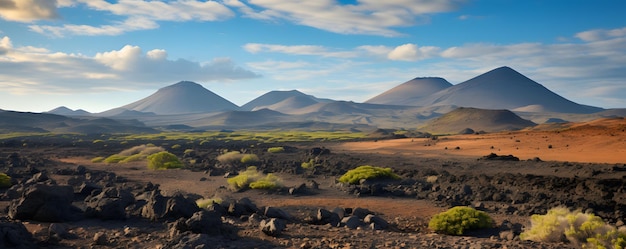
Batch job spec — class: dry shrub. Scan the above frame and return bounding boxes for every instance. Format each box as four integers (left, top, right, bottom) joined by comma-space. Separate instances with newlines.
521, 207, 626, 249
226, 166, 281, 191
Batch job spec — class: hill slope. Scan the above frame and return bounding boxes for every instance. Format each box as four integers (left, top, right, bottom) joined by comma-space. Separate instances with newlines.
365, 77, 452, 105
240, 90, 332, 111
108, 81, 239, 115
418, 107, 536, 134
415, 67, 602, 114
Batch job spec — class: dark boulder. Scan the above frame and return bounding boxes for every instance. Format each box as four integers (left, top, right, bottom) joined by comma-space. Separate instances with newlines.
0, 219, 36, 248
8, 184, 79, 222
85, 187, 135, 220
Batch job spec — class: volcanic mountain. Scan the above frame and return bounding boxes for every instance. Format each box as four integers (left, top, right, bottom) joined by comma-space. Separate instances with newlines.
104, 81, 239, 115
412, 67, 603, 114
47, 106, 91, 116
418, 107, 537, 134
240, 90, 332, 111
365, 77, 453, 105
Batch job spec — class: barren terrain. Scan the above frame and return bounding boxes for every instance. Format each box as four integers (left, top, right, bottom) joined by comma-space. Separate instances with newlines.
0, 117, 624, 248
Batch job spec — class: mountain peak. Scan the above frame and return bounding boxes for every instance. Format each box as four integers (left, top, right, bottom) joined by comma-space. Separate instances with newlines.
365, 77, 452, 105
107, 81, 239, 115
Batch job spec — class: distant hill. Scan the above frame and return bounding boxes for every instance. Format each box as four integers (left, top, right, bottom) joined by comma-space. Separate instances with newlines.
187, 109, 291, 128
47, 106, 91, 116
104, 81, 239, 115
251, 95, 319, 114
365, 77, 452, 105
240, 90, 333, 111
378, 67, 603, 114
0, 110, 156, 134
418, 107, 536, 134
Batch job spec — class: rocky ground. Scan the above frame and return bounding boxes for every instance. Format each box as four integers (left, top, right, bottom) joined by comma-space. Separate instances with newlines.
0, 134, 624, 248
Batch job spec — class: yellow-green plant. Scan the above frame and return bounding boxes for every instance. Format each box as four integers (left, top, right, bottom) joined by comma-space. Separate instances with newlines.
240, 154, 259, 164
171, 144, 181, 149
428, 206, 493, 235
147, 151, 183, 170
0, 173, 11, 188
196, 198, 223, 209
267, 147, 285, 153
91, 156, 105, 163
226, 166, 281, 191
301, 159, 318, 169
338, 165, 400, 184
521, 207, 626, 249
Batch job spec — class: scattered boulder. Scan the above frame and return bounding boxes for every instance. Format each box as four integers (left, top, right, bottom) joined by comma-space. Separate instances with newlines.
480, 153, 520, 161
341, 216, 362, 229
316, 208, 340, 226
264, 206, 291, 220
0, 219, 36, 248
260, 218, 286, 237
141, 191, 200, 221
364, 214, 388, 230
184, 210, 223, 235
85, 187, 135, 220
8, 184, 79, 222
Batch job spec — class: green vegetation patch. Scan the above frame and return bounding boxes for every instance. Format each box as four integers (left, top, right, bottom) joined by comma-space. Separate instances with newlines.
267, 147, 285, 153
196, 198, 223, 209
428, 206, 493, 235
521, 207, 626, 249
338, 165, 400, 184
216, 151, 259, 165
0, 173, 11, 188
147, 151, 183, 170
98, 144, 165, 164
226, 166, 281, 191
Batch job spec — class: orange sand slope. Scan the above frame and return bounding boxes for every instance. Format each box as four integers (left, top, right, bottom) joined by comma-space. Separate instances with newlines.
336, 118, 626, 164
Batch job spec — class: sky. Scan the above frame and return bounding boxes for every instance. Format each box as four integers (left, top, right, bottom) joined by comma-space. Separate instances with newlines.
0, 0, 625, 113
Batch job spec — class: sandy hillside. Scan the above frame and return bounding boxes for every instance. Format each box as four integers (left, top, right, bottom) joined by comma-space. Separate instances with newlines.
334, 118, 626, 164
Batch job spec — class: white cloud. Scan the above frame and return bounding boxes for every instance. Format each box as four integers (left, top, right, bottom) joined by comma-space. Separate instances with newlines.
28, 0, 234, 37
0, 36, 259, 94
239, 0, 465, 36
0, 0, 59, 22
575, 27, 626, 42
387, 43, 439, 61
30, 16, 159, 37
244, 43, 358, 58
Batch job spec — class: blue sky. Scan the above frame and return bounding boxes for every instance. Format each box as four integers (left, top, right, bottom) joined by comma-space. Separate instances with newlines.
0, 0, 625, 113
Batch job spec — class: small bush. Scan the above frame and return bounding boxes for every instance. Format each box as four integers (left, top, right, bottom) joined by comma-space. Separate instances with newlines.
171, 144, 181, 149
92, 139, 104, 144
196, 198, 223, 209
147, 151, 183, 170
0, 173, 11, 188
217, 151, 242, 164
301, 159, 317, 169
91, 156, 105, 163
240, 154, 259, 164
428, 206, 493, 235
104, 154, 127, 164
338, 165, 400, 184
267, 147, 285, 153
521, 207, 626, 248
184, 149, 194, 154
226, 166, 281, 191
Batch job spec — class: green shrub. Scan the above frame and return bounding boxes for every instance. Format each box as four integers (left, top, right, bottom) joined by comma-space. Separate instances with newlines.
91, 156, 105, 163
104, 154, 127, 163
428, 206, 493, 235
196, 198, 223, 209
240, 154, 259, 164
119, 154, 147, 163
521, 207, 626, 248
147, 151, 183, 170
226, 166, 281, 191
184, 149, 194, 154
267, 147, 285, 153
301, 159, 318, 169
0, 173, 11, 188
171, 144, 181, 149
217, 151, 243, 164
92, 139, 104, 144
338, 165, 400, 184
